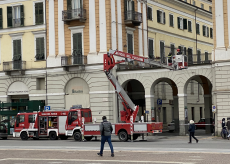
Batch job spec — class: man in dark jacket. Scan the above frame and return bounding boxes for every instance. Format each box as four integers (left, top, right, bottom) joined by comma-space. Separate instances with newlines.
97, 116, 114, 157
188, 120, 198, 143
227, 118, 230, 140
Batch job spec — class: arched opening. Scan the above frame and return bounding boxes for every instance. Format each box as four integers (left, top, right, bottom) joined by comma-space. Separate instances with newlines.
65, 78, 90, 110
122, 79, 145, 122
184, 75, 213, 135
151, 78, 179, 133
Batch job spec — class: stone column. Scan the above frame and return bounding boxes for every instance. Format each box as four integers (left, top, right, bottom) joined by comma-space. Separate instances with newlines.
178, 94, 187, 135
173, 96, 179, 132
204, 94, 212, 133
145, 95, 154, 122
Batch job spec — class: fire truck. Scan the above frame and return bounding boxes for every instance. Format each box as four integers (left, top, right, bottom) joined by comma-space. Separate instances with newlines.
13, 108, 92, 140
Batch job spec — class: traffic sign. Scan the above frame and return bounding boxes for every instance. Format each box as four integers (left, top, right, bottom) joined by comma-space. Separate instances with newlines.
212, 105, 216, 113
145, 110, 149, 114
44, 106, 51, 111
157, 99, 162, 105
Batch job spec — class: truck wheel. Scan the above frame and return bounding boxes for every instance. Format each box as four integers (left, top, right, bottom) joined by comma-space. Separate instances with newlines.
59, 135, 68, 140
33, 137, 39, 140
73, 132, 82, 141
118, 131, 128, 142
49, 132, 57, 140
20, 132, 28, 140
84, 136, 93, 141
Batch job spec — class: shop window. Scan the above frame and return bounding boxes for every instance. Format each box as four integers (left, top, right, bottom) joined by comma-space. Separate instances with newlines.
36, 78, 45, 90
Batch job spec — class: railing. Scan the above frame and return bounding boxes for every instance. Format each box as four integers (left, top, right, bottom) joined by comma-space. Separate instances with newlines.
13, 18, 21, 27
35, 49, 45, 60
62, 8, 86, 21
124, 10, 142, 23
3, 61, 26, 71
61, 55, 87, 66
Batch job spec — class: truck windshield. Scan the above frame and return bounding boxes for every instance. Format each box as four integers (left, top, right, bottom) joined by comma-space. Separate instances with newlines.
68, 111, 78, 125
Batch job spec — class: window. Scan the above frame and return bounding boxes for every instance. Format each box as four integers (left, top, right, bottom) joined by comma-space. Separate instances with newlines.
190, 80, 194, 94
124, 0, 135, 20
203, 25, 209, 37
36, 78, 45, 90
210, 28, 213, 38
188, 20, 192, 32
193, 1, 196, 5
73, 33, 83, 64
35, 2, 44, 25
188, 48, 193, 64
157, 10, 165, 24
170, 44, 175, 55
67, 0, 83, 10
7, 5, 24, 27
160, 41, 165, 62
169, 14, 174, 27
184, 47, 187, 55
197, 49, 201, 64
68, 111, 78, 125
209, 6, 212, 12
148, 39, 154, 59
201, 3, 204, 9
0, 8, 2, 29
36, 37, 45, 61
127, 33, 133, 54
16, 115, 25, 127
205, 51, 209, 63
13, 40, 22, 61
196, 23, 200, 34
177, 17, 187, 30
84, 112, 88, 117
147, 7, 152, 20
200, 107, 203, 119
29, 115, 36, 123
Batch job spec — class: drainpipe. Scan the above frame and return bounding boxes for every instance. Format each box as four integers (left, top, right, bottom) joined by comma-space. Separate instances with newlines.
195, 8, 198, 54
45, 0, 48, 106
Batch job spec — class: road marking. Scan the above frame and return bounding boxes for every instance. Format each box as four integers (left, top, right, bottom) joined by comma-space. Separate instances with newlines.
1, 158, 195, 164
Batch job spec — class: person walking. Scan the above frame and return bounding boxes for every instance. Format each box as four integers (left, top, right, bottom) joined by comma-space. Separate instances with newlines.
97, 116, 114, 157
188, 120, 199, 143
227, 117, 230, 140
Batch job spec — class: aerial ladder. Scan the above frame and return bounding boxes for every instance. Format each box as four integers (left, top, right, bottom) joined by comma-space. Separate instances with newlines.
103, 50, 187, 123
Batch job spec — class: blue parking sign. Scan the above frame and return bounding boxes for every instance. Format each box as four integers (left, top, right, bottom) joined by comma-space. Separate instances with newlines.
44, 106, 51, 111
157, 99, 162, 105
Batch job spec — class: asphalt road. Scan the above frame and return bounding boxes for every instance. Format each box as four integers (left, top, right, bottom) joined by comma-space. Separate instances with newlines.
0, 135, 229, 164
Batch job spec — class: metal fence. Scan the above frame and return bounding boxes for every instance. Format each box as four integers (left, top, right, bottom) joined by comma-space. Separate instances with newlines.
3, 61, 26, 71
61, 55, 87, 66
124, 10, 142, 23
62, 8, 86, 21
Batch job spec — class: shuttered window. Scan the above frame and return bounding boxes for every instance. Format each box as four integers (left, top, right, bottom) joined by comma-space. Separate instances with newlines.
127, 33, 133, 54
36, 37, 45, 60
170, 44, 175, 55
148, 39, 154, 59
196, 23, 200, 34
73, 33, 83, 64
20, 5, 24, 26
210, 28, 213, 38
160, 41, 165, 62
205, 52, 209, 63
157, 10, 165, 24
35, 2, 43, 25
147, 7, 152, 20
0, 8, 2, 29
13, 40, 21, 60
184, 47, 187, 55
7, 7, 13, 27
188, 48, 193, 65
169, 14, 173, 27
203, 25, 209, 37
188, 20, 192, 32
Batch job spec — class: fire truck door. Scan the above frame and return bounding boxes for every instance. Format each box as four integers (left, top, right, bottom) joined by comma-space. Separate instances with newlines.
39, 117, 47, 135
59, 116, 67, 134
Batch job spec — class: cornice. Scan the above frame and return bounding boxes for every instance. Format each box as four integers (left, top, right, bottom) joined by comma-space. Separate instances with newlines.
9, 32, 25, 38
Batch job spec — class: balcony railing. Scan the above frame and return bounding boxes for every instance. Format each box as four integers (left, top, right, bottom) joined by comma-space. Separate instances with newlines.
124, 10, 142, 26
13, 18, 22, 27
35, 49, 45, 60
3, 61, 26, 71
61, 55, 87, 66
62, 8, 86, 22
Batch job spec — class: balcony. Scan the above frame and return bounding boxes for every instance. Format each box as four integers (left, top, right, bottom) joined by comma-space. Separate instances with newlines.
62, 8, 86, 23
61, 51, 87, 72
3, 60, 26, 75
124, 10, 142, 26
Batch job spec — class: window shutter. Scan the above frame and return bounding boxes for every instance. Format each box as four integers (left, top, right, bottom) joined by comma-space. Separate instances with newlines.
177, 17, 180, 29
196, 23, 199, 34
0, 8, 2, 29
80, 0, 83, 8
210, 28, 213, 38
128, 34, 133, 54
170, 15, 173, 27
18, 40, 21, 59
163, 12, 165, 24
35, 3, 44, 25
171, 44, 175, 55
7, 6, 12, 27
197, 50, 201, 64
73, 33, 82, 55
149, 39, 153, 59
148, 7, 152, 20
157, 10, 160, 23
40, 38, 45, 60
184, 47, 186, 55
207, 27, 209, 37
13, 40, 17, 57
183, 18, 187, 30
132, 1, 135, 11
160, 42, 165, 61
188, 21, 191, 32
124, 0, 127, 12
205, 52, 208, 62
20, 5, 24, 26
36, 38, 40, 59
67, 0, 72, 10
203, 25, 205, 36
